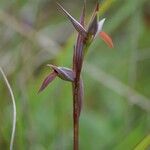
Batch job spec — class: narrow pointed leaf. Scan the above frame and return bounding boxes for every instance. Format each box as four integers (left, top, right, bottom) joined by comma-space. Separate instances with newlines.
99, 31, 114, 48
48, 64, 75, 82
56, 3, 87, 37
95, 1, 99, 12
39, 71, 57, 92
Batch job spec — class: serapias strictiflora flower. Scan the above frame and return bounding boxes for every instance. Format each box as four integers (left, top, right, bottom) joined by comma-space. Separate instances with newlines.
39, 1, 114, 96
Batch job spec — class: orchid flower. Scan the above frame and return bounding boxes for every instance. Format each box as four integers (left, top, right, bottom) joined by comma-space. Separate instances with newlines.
39, 1, 113, 92
39, 2, 114, 150
57, 2, 114, 50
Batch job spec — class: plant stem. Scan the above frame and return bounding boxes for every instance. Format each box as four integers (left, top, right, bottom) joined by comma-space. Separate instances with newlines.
72, 79, 80, 150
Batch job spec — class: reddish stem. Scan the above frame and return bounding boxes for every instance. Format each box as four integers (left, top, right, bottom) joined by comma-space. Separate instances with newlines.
72, 78, 80, 150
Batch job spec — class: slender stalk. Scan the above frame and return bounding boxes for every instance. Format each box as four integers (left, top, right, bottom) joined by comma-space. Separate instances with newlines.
72, 80, 80, 150
0, 67, 16, 150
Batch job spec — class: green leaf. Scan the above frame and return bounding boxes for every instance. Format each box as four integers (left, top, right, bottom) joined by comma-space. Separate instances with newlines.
134, 135, 150, 150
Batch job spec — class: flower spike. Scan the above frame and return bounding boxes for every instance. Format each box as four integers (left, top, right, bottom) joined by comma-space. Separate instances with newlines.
39, 2, 114, 149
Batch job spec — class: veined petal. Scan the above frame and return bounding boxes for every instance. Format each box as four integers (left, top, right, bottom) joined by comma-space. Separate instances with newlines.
47, 64, 75, 82
99, 31, 114, 48
87, 14, 98, 36
87, 2, 99, 36
56, 3, 87, 38
39, 71, 57, 92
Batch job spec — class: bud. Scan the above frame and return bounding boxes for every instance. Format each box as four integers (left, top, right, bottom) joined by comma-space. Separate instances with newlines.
47, 64, 75, 82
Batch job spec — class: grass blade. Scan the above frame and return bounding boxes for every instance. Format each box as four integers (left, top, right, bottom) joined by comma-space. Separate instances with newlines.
134, 135, 150, 150
0, 67, 16, 150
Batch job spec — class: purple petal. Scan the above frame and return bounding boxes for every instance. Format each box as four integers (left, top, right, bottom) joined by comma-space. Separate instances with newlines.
47, 64, 75, 82
87, 2, 99, 36
90, 1, 99, 20
87, 14, 98, 36
56, 3, 87, 38
38, 71, 57, 92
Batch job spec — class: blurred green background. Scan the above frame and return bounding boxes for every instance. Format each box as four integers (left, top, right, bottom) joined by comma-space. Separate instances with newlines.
0, 0, 150, 149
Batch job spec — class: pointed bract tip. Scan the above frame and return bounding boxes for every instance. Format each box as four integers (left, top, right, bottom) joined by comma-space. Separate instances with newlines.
83, 0, 86, 10
96, 1, 99, 12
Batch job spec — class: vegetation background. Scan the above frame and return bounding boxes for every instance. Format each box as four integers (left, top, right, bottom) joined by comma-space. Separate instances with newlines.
0, 0, 150, 149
